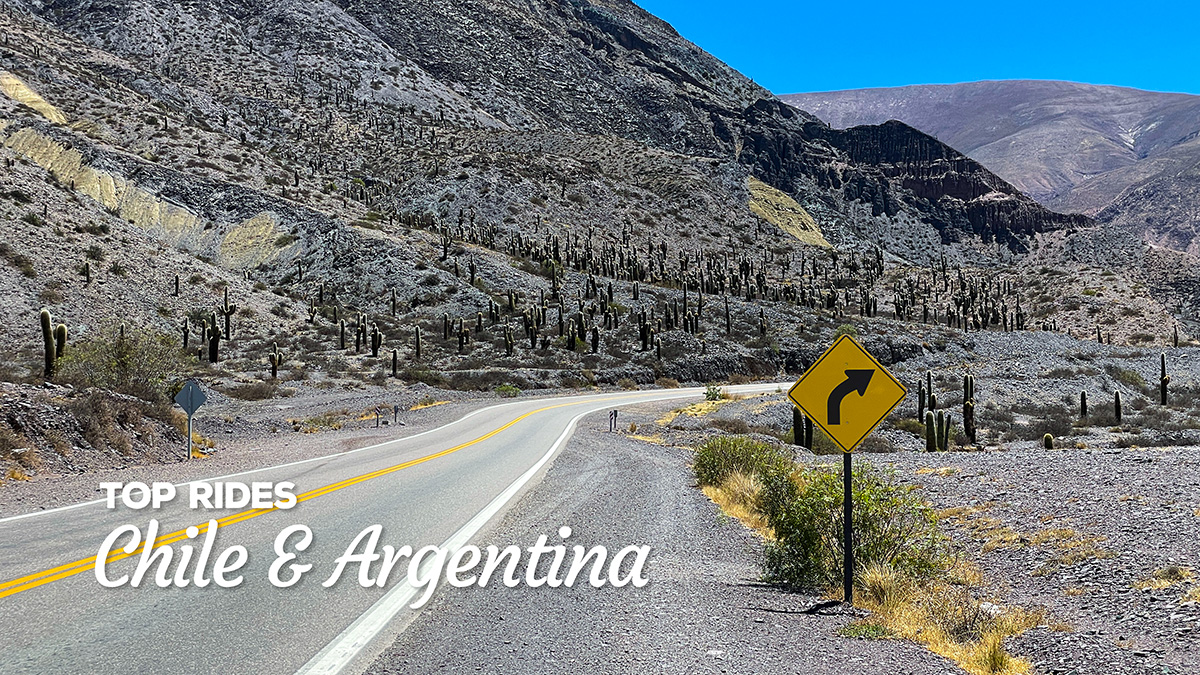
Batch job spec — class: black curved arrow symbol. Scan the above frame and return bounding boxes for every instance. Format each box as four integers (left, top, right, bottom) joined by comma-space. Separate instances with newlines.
827, 369, 875, 425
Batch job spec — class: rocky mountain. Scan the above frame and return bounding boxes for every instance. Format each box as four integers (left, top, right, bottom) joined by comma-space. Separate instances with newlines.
0, 0, 1170, 411
782, 81, 1200, 253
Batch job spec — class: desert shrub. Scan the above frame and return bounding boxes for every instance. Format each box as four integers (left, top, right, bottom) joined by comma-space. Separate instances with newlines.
617, 377, 638, 390
809, 427, 842, 455
834, 324, 858, 339
893, 418, 925, 437
858, 435, 896, 453
1105, 365, 1147, 391
709, 418, 750, 434
692, 436, 792, 487
57, 325, 189, 403
0, 242, 36, 278
224, 381, 277, 401
728, 373, 752, 385
1019, 406, 1073, 441
494, 383, 521, 398
704, 384, 723, 401
655, 377, 680, 389
758, 463, 945, 591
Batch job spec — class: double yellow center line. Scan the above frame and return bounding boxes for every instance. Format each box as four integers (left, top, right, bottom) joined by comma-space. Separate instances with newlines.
0, 397, 599, 600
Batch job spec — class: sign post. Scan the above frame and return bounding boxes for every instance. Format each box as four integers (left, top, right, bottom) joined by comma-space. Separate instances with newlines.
174, 380, 207, 461
786, 335, 907, 605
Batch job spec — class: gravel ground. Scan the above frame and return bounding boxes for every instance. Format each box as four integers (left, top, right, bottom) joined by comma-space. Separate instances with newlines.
874, 447, 1200, 675
367, 400, 960, 675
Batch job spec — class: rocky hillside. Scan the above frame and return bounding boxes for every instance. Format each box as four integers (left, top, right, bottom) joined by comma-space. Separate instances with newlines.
782, 81, 1200, 253
0, 0, 1175, 436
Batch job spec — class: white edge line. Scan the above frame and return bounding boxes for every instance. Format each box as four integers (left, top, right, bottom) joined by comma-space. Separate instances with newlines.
292, 382, 784, 675
0, 396, 538, 525
292, 406, 595, 675
0, 386, 762, 526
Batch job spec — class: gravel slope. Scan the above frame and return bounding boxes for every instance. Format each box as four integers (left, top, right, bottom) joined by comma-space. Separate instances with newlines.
876, 447, 1200, 675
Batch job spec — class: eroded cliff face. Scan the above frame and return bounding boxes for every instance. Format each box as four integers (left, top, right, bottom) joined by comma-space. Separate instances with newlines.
736, 102, 1090, 251
17, 0, 1085, 261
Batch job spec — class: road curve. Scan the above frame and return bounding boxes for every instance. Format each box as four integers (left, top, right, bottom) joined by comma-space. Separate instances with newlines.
0, 383, 784, 675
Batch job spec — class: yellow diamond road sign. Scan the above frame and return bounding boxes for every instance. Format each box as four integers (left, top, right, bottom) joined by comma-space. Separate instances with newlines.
788, 335, 908, 453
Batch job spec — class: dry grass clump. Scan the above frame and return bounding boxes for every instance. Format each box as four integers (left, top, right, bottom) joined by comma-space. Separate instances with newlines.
1133, 566, 1194, 590
694, 437, 1044, 675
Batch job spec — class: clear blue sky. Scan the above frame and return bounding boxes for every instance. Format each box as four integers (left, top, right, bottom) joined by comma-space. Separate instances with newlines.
635, 0, 1200, 95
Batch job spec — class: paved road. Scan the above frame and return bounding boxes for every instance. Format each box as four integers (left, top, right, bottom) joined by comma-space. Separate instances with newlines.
0, 384, 780, 675
367, 400, 957, 675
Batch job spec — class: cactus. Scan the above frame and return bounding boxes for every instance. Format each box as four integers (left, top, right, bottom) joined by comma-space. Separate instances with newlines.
925, 410, 937, 452
207, 313, 221, 363
936, 410, 948, 451
1043, 433, 1054, 449
339, 319, 346, 350
391, 349, 398, 378
793, 408, 804, 447
590, 326, 599, 354
370, 323, 382, 357
1115, 391, 1122, 424
54, 323, 67, 359
181, 318, 189, 348
918, 381, 926, 419
1080, 391, 1088, 419
1160, 352, 1170, 406
40, 309, 57, 377
268, 343, 283, 378
414, 325, 422, 360
804, 415, 813, 449
220, 288, 238, 339
962, 373, 976, 444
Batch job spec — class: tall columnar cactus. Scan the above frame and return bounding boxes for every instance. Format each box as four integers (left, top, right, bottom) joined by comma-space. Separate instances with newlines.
1115, 391, 1123, 424
207, 313, 221, 363
804, 415, 813, 449
414, 325, 422, 360
793, 408, 804, 448
339, 319, 346, 350
1160, 352, 1170, 406
936, 410, 948, 452
40, 308, 67, 377
918, 381, 926, 419
370, 323, 383, 357
1043, 433, 1054, 450
924, 410, 937, 452
1080, 391, 1088, 419
220, 288, 238, 339
962, 373, 976, 444
268, 342, 283, 379
391, 349, 398, 378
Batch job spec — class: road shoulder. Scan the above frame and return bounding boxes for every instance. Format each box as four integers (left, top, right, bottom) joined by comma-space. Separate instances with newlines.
367, 400, 959, 674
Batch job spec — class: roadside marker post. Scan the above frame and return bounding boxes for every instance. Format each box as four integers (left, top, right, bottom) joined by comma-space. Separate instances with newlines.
786, 335, 907, 605
174, 380, 206, 462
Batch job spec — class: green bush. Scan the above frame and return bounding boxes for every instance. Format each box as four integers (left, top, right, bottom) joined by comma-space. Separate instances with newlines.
704, 384, 723, 401
57, 325, 188, 403
494, 383, 521, 398
758, 462, 945, 591
693, 436, 792, 487
834, 324, 858, 339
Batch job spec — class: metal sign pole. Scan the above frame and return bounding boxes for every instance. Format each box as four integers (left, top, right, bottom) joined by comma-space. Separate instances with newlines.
186, 413, 192, 462
843, 451, 852, 605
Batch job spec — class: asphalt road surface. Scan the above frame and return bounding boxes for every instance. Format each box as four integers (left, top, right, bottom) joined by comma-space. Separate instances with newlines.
0, 384, 782, 675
